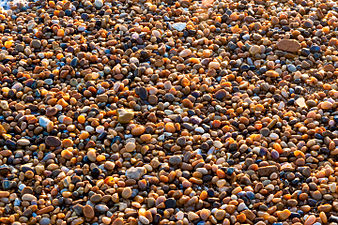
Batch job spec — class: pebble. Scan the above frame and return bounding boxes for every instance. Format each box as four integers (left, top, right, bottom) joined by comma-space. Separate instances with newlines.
94, 0, 103, 8
117, 109, 134, 123
258, 166, 278, 177
83, 205, 95, 219
200, 209, 211, 221
169, 155, 182, 165
45, 136, 61, 147
125, 142, 136, 152
172, 22, 186, 31
277, 209, 291, 220
39, 117, 52, 128
276, 39, 301, 52
122, 187, 132, 198
304, 215, 317, 225
22, 194, 37, 201
17, 139, 30, 146
126, 167, 145, 180
31, 39, 41, 49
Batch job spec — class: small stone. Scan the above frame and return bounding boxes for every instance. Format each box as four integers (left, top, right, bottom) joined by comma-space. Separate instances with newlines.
22, 194, 37, 201
202, 0, 214, 7
126, 167, 145, 180
94, 0, 103, 8
296, 97, 307, 108
321, 101, 332, 110
318, 204, 332, 212
39, 117, 52, 128
97, 94, 108, 102
40, 217, 51, 225
139, 216, 150, 224
95, 204, 109, 212
17, 139, 30, 146
257, 166, 278, 177
188, 212, 199, 222
304, 215, 316, 225
260, 128, 270, 137
112, 218, 124, 225
209, 61, 220, 69
213, 141, 223, 148
177, 137, 186, 146
0, 191, 9, 197
179, 49, 192, 58
87, 149, 97, 162
37, 205, 54, 214
287, 64, 297, 72
30, 39, 41, 49
215, 209, 226, 220
277, 209, 291, 220
249, 45, 261, 55
165, 198, 176, 209
323, 64, 335, 72
46, 107, 58, 116
117, 109, 134, 123
276, 39, 301, 52
104, 161, 115, 170
131, 126, 145, 136
0, 101, 9, 110
200, 209, 211, 221
102, 217, 112, 225
172, 22, 186, 31
169, 155, 182, 166
266, 70, 280, 78
70, 57, 78, 67
83, 205, 95, 219
45, 136, 61, 147
125, 142, 136, 152
215, 89, 227, 100
122, 187, 132, 198
71, 218, 85, 225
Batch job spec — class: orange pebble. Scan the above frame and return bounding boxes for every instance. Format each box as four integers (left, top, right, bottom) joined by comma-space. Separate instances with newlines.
57, 29, 65, 37
237, 213, 246, 223
4, 41, 13, 49
78, 115, 86, 123
294, 150, 305, 157
216, 169, 225, 178
56, 53, 64, 60
97, 155, 106, 162
165, 122, 176, 133
79, 132, 89, 139
273, 143, 283, 154
200, 190, 208, 200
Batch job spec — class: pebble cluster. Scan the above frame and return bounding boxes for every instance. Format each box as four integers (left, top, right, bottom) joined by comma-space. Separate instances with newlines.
0, 0, 337, 225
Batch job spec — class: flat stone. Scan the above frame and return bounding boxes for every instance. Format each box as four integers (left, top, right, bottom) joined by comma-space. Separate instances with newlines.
249, 45, 261, 55
31, 39, 41, 49
296, 97, 307, 108
122, 187, 132, 198
257, 165, 278, 177
22, 194, 37, 201
40, 217, 51, 225
83, 205, 94, 219
17, 139, 30, 146
39, 117, 52, 128
126, 167, 145, 180
172, 22, 186, 31
169, 155, 182, 165
117, 109, 134, 123
276, 39, 301, 53
323, 64, 335, 72
165, 198, 176, 209
45, 136, 61, 147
